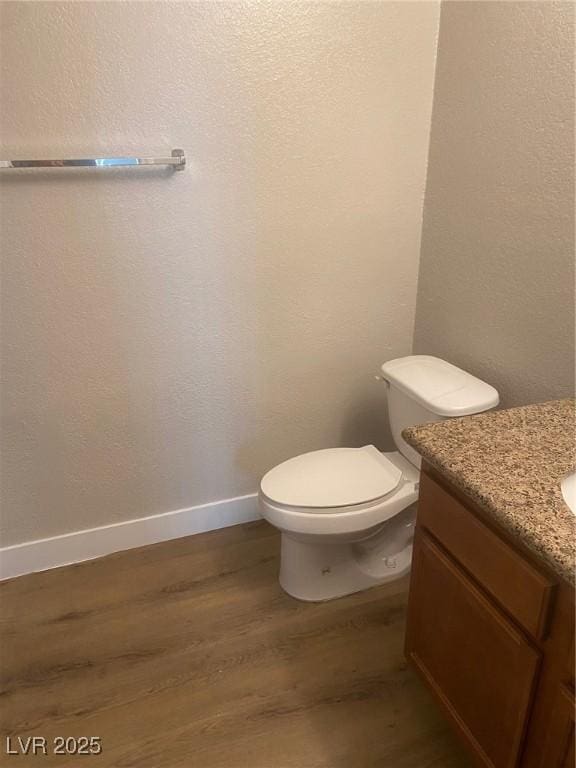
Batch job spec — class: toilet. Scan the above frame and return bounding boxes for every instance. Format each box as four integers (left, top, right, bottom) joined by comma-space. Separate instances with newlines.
259, 355, 499, 601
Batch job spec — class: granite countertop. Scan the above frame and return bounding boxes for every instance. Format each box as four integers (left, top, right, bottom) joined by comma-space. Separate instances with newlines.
403, 398, 576, 586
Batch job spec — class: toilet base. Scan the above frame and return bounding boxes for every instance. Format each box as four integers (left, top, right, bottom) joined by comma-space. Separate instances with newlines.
278, 505, 416, 601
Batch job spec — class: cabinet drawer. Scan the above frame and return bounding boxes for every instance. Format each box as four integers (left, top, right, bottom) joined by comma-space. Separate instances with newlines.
418, 471, 556, 639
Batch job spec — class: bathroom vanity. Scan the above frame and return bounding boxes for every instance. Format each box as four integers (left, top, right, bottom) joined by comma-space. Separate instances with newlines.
403, 399, 575, 768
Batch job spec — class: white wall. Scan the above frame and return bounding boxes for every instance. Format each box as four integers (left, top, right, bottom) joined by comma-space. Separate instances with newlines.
414, 1, 575, 406
0, 1, 440, 546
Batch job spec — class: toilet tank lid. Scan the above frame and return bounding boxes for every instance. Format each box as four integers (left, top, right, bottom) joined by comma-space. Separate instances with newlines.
380, 356, 499, 417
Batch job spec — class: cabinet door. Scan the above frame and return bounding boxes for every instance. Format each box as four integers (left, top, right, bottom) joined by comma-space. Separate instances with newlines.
539, 685, 575, 768
406, 531, 540, 768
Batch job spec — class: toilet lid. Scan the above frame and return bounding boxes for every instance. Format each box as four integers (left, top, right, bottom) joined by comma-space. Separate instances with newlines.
260, 446, 402, 508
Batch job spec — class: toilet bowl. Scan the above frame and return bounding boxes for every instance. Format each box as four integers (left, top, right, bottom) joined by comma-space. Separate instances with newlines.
259, 355, 499, 601
260, 448, 419, 600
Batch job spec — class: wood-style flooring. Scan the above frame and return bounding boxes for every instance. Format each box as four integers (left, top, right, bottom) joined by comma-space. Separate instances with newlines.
0, 521, 470, 767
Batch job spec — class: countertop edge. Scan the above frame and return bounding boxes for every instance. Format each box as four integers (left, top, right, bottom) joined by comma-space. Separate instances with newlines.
402, 399, 576, 587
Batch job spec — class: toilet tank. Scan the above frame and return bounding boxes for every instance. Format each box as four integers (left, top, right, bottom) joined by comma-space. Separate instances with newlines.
380, 356, 499, 469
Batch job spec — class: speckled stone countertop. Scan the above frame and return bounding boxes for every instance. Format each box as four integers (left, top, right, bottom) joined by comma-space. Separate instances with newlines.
403, 399, 576, 586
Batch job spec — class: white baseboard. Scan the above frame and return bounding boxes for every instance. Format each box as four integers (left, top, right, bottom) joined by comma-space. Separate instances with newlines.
0, 493, 261, 581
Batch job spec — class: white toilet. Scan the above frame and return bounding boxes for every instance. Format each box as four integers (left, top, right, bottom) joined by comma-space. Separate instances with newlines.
259, 355, 499, 601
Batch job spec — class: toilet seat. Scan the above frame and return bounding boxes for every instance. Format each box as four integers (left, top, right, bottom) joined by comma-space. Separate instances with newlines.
260, 445, 402, 510
259, 450, 419, 536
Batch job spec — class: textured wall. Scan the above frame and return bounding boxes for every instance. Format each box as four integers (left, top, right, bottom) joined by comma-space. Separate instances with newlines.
0, 1, 440, 545
414, 1, 575, 407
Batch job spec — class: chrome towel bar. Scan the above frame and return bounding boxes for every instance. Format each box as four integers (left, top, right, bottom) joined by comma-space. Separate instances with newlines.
0, 149, 186, 171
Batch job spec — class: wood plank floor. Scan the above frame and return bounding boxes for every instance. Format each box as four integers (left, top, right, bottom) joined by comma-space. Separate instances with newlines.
0, 521, 470, 767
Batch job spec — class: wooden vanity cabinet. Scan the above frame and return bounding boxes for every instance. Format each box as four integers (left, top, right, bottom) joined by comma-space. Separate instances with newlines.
540, 684, 575, 768
407, 530, 540, 768
405, 464, 575, 768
